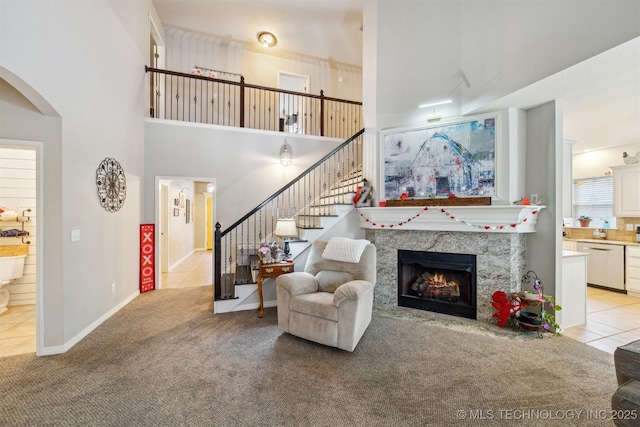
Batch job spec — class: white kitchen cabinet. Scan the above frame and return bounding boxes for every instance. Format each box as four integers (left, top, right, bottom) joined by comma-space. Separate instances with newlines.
627, 246, 640, 297
612, 164, 640, 217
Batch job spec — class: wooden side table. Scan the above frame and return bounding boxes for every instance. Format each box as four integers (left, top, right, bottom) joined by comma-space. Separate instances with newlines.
257, 261, 294, 317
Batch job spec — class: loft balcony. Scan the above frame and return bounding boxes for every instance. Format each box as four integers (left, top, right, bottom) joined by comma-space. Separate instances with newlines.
145, 66, 363, 140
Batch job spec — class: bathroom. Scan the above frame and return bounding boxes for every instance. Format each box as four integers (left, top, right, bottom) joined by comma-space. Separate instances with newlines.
0, 145, 37, 357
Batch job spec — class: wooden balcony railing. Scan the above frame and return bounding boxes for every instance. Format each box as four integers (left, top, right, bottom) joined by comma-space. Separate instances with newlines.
145, 66, 363, 140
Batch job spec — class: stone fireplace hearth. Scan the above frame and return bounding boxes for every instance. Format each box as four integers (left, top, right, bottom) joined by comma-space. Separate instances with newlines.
366, 229, 526, 323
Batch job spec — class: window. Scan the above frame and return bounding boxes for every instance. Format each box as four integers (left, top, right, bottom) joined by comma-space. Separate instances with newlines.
572, 176, 616, 228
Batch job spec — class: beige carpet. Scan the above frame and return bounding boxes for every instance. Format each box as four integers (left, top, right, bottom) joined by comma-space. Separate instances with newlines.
0, 286, 619, 426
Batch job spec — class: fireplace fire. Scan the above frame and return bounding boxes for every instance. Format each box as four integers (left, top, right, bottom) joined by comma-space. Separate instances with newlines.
398, 250, 477, 319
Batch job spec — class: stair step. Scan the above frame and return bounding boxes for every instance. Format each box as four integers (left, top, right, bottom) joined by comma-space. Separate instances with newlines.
311, 201, 353, 207
297, 214, 338, 218
314, 195, 354, 205
302, 206, 338, 215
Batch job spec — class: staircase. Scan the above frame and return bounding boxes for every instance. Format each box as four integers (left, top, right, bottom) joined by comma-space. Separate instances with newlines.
214, 129, 365, 314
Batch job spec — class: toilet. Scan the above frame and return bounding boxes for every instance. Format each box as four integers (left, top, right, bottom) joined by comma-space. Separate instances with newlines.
0, 254, 27, 314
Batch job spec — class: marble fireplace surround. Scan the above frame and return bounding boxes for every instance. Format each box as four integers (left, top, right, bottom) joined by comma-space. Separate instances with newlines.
365, 229, 526, 323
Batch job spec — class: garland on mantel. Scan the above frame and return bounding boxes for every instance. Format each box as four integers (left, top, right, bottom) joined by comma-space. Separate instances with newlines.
356, 206, 539, 231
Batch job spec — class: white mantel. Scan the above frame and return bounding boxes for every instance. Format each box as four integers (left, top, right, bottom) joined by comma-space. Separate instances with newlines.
357, 205, 545, 233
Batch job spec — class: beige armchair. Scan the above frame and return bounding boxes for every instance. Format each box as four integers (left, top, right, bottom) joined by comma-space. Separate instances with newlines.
276, 239, 376, 352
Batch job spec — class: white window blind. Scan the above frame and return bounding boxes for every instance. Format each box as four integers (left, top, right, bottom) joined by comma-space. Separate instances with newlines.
572, 176, 614, 227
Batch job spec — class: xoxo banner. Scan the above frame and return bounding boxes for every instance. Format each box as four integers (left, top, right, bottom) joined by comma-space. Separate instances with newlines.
140, 224, 155, 293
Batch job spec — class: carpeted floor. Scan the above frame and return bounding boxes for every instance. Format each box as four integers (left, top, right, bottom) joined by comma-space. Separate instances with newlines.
0, 286, 619, 426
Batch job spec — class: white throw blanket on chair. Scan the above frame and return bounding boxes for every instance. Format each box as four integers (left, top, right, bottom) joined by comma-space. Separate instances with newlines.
322, 237, 371, 264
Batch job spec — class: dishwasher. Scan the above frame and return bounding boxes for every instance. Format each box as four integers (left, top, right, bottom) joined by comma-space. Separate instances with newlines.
576, 242, 625, 290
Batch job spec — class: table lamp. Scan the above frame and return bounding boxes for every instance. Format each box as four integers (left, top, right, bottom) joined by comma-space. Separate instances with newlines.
274, 218, 297, 260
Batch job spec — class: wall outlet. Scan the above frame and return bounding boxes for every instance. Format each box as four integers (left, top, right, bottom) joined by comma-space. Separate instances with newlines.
71, 229, 80, 242
111, 283, 116, 294
627, 224, 635, 231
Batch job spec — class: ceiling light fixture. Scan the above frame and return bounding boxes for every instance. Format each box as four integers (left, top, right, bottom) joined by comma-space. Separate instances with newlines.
280, 141, 292, 167
257, 31, 277, 48
418, 99, 452, 109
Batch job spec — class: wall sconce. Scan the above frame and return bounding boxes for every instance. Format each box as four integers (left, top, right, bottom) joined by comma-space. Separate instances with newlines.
274, 218, 297, 259
257, 31, 277, 48
280, 141, 292, 167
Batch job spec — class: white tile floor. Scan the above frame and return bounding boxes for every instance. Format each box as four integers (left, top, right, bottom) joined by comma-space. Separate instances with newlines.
2, 258, 638, 358
0, 250, 213, 358
563, 287, 640, 354
160, 250, 213, 289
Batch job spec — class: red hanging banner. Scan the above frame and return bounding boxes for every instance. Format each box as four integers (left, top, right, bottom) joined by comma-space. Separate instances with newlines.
140, 224, 155, 293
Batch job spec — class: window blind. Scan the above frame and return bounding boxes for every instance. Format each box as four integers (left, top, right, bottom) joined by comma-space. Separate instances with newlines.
572, 176, 614, 227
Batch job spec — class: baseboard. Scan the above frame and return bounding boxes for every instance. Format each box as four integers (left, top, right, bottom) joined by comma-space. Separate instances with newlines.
38, 290, 140, 356
169, 249, 195, 272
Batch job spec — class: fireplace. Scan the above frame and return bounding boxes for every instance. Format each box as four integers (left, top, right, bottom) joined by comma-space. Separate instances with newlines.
398, 250, 477, 319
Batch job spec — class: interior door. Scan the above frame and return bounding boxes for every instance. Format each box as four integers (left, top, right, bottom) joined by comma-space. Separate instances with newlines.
278, 72, 309, 134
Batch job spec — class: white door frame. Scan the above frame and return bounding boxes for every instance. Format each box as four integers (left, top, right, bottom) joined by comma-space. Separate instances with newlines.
154, 176, 216, 289
0, 139, 44, 356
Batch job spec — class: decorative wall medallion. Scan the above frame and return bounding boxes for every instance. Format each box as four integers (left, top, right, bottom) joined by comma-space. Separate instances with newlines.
96, 157, 127, 212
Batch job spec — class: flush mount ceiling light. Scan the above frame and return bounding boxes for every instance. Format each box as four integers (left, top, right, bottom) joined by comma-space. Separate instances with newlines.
257, 31, 277, 48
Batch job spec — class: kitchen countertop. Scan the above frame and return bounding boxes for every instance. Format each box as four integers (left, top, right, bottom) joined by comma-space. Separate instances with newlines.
562, 250, 588, 258
563, 238, 640, 247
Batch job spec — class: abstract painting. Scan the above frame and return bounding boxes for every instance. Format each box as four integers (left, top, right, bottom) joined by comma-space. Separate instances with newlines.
383, 117, 496, 200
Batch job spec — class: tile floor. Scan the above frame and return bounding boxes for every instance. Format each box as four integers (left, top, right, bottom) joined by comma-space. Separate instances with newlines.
563, 286, 640, 354
0, 250, 213, 358
160, 249, 213, 289
2, 260, 639, 358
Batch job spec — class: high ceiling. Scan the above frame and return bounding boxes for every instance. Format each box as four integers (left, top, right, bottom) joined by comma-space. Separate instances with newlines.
152, 0, 364, 66
152, 0, 639, 156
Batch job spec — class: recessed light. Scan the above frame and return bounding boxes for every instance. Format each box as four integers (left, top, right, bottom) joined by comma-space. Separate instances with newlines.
418, 100, 452, 109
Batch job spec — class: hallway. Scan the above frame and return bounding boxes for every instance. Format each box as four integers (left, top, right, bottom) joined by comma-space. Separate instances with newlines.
0, 250, 213, 358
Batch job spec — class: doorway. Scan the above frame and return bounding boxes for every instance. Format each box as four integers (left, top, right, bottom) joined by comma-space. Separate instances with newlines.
0, 142, 41, 357
278, 72, 310, 134
148, 15, 165, 118
156, 177, 215, 289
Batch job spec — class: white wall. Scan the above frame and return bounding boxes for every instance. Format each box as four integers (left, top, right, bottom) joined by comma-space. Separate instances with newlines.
0, 0, 158, 352
524, 101, 563, 301
0, 76, 64, 348
373, 0, 639, 127
144, 120, 345, 231
0, 146, 37, 305
166, 180, 195, 269
164, 28, 363, 102
573, 142, 640, 179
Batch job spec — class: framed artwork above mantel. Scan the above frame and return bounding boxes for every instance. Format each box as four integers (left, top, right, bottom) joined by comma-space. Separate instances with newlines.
380, 112, 507, 204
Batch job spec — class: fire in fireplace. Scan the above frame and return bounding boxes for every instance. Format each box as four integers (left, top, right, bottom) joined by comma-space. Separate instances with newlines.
398, 250, 477, 319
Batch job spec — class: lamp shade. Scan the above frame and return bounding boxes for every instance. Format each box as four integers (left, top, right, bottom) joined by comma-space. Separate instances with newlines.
274, 218, 297, 238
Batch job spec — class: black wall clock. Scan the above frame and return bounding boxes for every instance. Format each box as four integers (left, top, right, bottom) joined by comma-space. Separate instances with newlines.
96, 157, 127, 212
